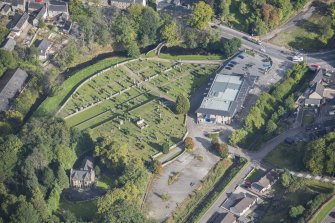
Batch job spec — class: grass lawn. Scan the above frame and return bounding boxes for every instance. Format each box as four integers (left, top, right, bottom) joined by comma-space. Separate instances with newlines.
35, 57, 127, 116
246, 168, 264, 182
59, 198, 98, 221
303, 114, 315, 125
310, 196, 335, 223
159, 53, 224, 60
269, 5, 335, 51
263, 142, 306, 171
96, 180, 109, 189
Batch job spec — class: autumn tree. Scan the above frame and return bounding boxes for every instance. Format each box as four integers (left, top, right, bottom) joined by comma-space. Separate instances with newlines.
184, 137, 195, 151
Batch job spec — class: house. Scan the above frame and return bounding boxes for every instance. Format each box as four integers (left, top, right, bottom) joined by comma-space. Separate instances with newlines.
0, 68, 28, 111
221, 212, 237, 223
305, 82, 325, 107
0, 4, 11, 15
12, 12, 29, 36
229, 193, 257, 217
1, 0, 25, 11
108, 0, 146, 9
70, 157, 95, 189
196, 74, 254, 125
33, 6, 47, 27
47, 0, 68, 20
27, 1, 44, 12
36, 39, 51, 60
251, 171, 278, 193
1, 38, 16, 51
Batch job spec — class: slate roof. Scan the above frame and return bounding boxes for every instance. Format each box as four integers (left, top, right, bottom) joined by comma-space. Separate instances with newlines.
1, 38, 16, 51
70, 157, 94, 182
252, 172, 277, 192
311, 82, 325, 97
48, 0, 67, 12
36, 39, 51, 56
0, 68, 28, 111
231, 195, 256, 214
28, 1, 43, 11
34, 5, 46, 21
13, 12, 29, 30
196, 74, 254, 117
221, 212, 236, 223
305, 98, 321, 105
1, 4, 11, 13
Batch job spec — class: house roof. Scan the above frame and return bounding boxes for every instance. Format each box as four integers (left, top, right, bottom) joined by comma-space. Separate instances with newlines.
28, 1, 43, 11
48, 0, 67, 12
36, 39, 51, 56
34, 5, 46, 21
196, 74, 254, 117
252, 172, 277, 191
111, 0, 144, 4
1, 38, 16, 51
71, 169, 92, 181
82, 157, 94, 171
1, 3, 11, 13
2, 0, 24, 7
305, 98, 321, 105
311, 82, 325, 98
231, 195, 256, 214
13, 12, 29, 30
221, 212, 236, 223
0, 68, 28, 111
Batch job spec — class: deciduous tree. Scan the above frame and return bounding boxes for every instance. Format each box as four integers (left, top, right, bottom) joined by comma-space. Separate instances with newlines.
188, 1, 213, 30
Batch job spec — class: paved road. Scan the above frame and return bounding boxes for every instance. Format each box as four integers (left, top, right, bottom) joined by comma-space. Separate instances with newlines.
322, 207, 335, 223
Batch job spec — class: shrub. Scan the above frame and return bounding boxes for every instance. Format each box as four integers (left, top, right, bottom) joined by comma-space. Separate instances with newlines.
289, 205, 305, 218
152, 160, 163, 175
185, 137, 195, 151
162, 142, 170, 154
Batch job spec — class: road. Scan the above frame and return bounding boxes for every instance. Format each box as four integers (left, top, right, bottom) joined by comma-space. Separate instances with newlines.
322, 207, 335, 223
198, 23, 335, 223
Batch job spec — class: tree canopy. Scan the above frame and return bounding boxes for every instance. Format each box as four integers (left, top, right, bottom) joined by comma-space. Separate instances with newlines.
188, 1, 214, 30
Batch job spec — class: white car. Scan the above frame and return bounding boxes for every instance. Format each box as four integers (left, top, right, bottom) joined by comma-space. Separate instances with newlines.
292, 55, 304, 62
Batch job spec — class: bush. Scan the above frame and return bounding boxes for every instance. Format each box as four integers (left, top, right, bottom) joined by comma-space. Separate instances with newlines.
175, 94, 190, 114
184, 137, 195, 151
289, 205, 305, 218
152, 160, 163, 175
162, 142, 170, 154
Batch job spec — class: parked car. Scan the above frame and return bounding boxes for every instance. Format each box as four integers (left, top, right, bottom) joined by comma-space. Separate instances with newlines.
329, 211, 335, 218
292, 55, 304, 62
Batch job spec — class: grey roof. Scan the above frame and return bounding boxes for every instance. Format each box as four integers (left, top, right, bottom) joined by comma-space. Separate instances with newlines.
34, 5, 46, 21
28, 2, 43, 11
196, 74, 255, 117
36, 39, 51, 56
13, 12, 29, 30
311, 82, 325, 97
305, 98, 321, 105
221, 212, 236, 223
231, 195, 256, 214
111, 0, 144, 4
82, 157, 94, 171
252, 172, 277, 191
71, 157, 94, 181
1, 38, 16, 51
2, 0, 24, 7
0, 68, 28, 111
48, 0, 67, 12
1, 4, 11, 13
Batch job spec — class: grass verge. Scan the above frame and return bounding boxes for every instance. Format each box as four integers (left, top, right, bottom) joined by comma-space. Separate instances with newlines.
59, 198, 98, 221
158, 53, 224, 60
309, 196, 335, 223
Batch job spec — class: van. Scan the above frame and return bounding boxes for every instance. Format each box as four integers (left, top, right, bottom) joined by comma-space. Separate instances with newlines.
292, 56, 303, 62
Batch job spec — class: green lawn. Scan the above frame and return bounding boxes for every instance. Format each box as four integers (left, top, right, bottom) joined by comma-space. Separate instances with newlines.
303, 114, 315, 125
263, 142, 306, 171
35, 57, 127, 116
246, 168, 263, 182
270, 6, 335, 52
159, 53, 224, 60
59, 199, 98, 221
310, 196, 335, 223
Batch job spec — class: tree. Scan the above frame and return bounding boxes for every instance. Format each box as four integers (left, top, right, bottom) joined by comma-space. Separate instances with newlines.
175, 94, 190, 114
239, 2, 248, 15
119, 158, 148, 191
289, 205, 305, 218
137, 7, 161, 47
56, 166, 69, 189
30, 188, 50, 221
229, 129, 248, 146
280, 171, 292, 188
162, 142, 169, 154
56, 145, 76, 170
161, 21, 180, 46
184, 137, 195, 151
152, 160, 163, 175
47, 185, 60, 212
218, 0, 231, 21
319, 18, 334, 45
188, 1, 213, 30
215, 143, 228, 158
10, 201, 39, 223
223, 37, 241, 58
0, 135, 23, 181
265, 119, 277, 135
95, 137, 129, 170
